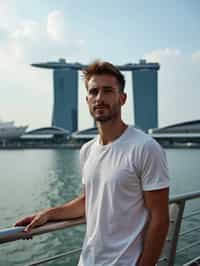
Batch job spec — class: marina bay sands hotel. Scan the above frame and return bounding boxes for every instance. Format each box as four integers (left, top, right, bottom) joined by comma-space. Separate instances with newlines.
32, 59, 160, 133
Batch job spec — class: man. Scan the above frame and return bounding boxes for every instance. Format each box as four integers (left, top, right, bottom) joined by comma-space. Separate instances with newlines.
16, 61, 169, 266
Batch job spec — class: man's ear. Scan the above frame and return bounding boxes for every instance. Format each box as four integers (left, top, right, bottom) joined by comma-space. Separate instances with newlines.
120, 93, 127, 106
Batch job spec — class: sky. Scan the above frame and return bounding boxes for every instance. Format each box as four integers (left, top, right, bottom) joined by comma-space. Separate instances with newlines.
0, 0, 200, 130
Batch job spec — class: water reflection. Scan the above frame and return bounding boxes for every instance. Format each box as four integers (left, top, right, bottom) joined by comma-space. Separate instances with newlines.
165, 148, 200, 195
31, 149, 85, 266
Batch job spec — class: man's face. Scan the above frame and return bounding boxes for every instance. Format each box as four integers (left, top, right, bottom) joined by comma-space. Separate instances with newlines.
86, 74, 126, 122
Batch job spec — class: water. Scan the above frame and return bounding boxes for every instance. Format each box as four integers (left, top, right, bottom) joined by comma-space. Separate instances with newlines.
0, 148, 200, 266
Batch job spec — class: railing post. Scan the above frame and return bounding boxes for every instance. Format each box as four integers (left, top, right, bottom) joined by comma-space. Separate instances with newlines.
158, 201, 185, 266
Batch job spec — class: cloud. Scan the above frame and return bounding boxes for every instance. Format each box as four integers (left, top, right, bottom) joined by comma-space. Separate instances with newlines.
144, 49, 200, 127
0, 0, 18, 31
0, 9, 88, 129
12, 20, 42, 40
145, 48, 182, 62
47, 10, 67, 41
0, 8, 87, 63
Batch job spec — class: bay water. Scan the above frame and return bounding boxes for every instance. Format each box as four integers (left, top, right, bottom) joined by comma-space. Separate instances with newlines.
0, 148, 200, 266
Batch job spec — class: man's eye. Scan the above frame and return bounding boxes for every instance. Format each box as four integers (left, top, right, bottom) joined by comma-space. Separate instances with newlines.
89, 89, 98, 95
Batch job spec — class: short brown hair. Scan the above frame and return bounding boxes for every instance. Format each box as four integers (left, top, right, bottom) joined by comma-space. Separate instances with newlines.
82, 60, 125, 92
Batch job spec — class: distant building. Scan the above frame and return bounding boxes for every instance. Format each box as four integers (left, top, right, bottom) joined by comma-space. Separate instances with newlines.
32, 59, 159, 133
20, 126, 70, 146
72, 127, 98, 142
52, 69, 78, 132
72, 120, 200, 145
0, 120, 28, 139
132, 60, 159, 132
149, 120, 200, 146
149, 120, 200, 134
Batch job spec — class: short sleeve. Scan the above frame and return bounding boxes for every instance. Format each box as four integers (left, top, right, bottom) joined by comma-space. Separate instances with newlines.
139, 139, 169, 191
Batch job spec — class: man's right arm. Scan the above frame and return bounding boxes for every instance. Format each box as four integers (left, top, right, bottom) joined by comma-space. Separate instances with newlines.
15, 194, 85, 232
47, 194, 85, 221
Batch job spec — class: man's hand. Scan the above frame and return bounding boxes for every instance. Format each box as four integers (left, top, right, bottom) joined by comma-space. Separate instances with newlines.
15, 211, 49, 232
14, 194, 85, 233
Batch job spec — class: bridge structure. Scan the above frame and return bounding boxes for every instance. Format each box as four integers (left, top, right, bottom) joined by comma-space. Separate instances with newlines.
32, 59, 160, 133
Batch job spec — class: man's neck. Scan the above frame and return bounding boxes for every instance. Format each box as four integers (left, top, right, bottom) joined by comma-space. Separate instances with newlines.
97, 119, 128, 145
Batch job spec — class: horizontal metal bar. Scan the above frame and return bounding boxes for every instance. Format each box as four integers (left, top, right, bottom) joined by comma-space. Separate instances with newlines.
169, 191, 200, 204
158, 256, 168, 262
182, 255, 200, 266
183, 209, 200, 219
177, 239, 200, 254
26, 248, 82, 266
0, 191, 199, 256
179, 225, 200, 237
0, 217, 85, 244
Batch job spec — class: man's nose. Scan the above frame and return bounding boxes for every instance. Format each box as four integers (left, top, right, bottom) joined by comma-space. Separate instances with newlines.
95, 90, 104, 102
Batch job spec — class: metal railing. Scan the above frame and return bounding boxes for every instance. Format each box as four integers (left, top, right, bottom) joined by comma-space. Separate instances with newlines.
0, 191, 200, 266
158, 191, 200, 266
0, 217, 85, 245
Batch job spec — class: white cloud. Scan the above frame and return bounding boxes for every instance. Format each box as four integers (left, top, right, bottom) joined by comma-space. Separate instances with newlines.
0, 9, 88, 129
0, 8, 87, 63
47, 10, 67, 41
0, 0, 19, 31
145, 48, 182, 62
12, 20, 42, 40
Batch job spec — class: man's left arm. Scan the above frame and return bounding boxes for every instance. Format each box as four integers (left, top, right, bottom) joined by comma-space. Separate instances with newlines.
137, 188, 169, 266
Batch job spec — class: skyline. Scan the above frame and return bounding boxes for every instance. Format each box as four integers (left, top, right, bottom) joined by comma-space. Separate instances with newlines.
0, 0, 200, 130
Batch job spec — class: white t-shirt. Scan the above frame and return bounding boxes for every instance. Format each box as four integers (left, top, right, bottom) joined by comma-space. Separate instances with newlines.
78, 126, 169, 266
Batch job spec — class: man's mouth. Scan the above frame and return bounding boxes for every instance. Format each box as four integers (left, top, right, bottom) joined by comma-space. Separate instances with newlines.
94, 105, 108, 111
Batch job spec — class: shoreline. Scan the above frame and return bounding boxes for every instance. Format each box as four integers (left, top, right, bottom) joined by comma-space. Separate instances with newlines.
0, 143, 83, 150
0, 142, 200, 150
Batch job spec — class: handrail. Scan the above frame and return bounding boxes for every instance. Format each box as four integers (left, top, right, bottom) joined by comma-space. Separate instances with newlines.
169, 190, 200, 203
1, 191, 199, 245
1, 191, 200, 266
0, 217, 85, 244
158, 190, 200, 266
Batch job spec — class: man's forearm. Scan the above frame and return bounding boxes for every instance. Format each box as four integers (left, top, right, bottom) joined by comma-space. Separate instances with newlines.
45, 194, 85, 221
138, 217, 169, 266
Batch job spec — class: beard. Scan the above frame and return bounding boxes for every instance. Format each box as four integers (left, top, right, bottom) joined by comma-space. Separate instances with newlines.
90, 103, 121, 122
